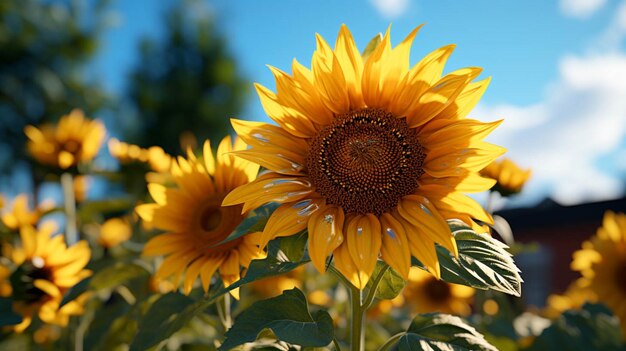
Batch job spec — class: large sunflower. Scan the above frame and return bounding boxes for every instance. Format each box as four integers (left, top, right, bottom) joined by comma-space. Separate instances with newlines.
224, 25, 504, 288
137, 137, 265, 297
5, 224, 91, 332
570, 211, 626, 336
24, 109, 106, 169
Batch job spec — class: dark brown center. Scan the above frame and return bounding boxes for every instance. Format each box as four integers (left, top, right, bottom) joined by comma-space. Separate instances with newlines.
424, 278, 451, 303
62, 139, 81, 153
200, 207, 223, 232
307, 108, 426, 215
10, 259, 53, 303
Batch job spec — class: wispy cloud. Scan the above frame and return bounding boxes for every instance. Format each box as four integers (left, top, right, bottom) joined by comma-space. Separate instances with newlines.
559, 0, 607, 18
369, 0, 410, 19
474, 53, 626, 205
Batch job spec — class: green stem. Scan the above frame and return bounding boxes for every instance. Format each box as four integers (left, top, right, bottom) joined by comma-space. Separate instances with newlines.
363, 264, 390, 309
349, 284, 364, 351
216, 294, 232, 330
60, 173, 78, 245
377, 332, 404, 351
332, 338, 342, 351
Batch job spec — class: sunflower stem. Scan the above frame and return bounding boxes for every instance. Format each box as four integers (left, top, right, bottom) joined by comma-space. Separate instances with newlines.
363, 264, 390, 309
332, 337, 342, 351
223, 292, 232, 329
486, 190, 496, 214
61, 172, 79, 245
349, 284, 365, 351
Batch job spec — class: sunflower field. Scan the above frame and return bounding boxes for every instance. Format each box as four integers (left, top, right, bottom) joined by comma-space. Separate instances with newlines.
1, 1, 626, 350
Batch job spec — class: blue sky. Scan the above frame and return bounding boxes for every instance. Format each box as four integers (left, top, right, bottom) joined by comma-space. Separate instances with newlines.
92, 0, 626, 209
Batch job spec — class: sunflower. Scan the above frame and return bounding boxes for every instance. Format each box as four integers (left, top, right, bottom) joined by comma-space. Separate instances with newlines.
1, 194, 54, 231
98, 217, 132, 249
223, 25, 504, 288
108, 138, 172, 173
5, 224, 91, 332
544, 279, 596, 319
24, 109, 106, 169
480, 158, 531, 196
137, 137, 265, 297
570, 211, 626, 336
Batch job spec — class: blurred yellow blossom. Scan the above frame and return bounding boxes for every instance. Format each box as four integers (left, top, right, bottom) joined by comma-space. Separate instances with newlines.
98, 217, 132, 249
1, 194, 54, 231
480, 158, 531, 196
24, 109, 106, 169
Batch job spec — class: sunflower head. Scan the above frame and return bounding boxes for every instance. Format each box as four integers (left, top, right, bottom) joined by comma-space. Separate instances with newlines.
224, 24, 504, 289
98, 217, 132, 249
480, 158, 531, 196
108, 138, 173, 173
25, 109, 106, 170
5, 224, 91, 332
1, 194, 54, 231
137, 137, 265, 297
570, 211, 626, 336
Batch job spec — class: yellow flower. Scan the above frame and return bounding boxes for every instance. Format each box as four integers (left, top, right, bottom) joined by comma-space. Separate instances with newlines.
24, 109, 106, 169
98, 217, 132, 248
6, 224, 91, 332
570, 211, 626, 336
402, 267, 474, 315
544, 279, 596, 319
108, 138, 173, 173
137, 137, 265, 297
223, 25, 504, 288
480, 158, 531, 196
1, 194, 54, 231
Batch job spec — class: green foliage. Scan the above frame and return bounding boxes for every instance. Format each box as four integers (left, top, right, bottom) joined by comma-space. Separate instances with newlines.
131, 293, 196, 351
220, 288, 334, 350
278, 230, 308, 262
216, 202, 279, 248
89, 262, 150, 291
368, 261, 406, 301
126, 0, 248, 154
414, 219, 522, 296
524, 303, 624, 351
0, 297, 22, 327
388, 313, 498, 351
130, 253, 309, 350
0, 0, 109, 173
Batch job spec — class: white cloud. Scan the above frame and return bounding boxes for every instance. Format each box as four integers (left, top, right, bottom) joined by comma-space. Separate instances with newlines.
369, 0, 410, 19
559, 0, 607, 18
473, 53, 626, 205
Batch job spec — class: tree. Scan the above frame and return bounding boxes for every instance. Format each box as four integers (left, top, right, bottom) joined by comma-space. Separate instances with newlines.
127, 1, 248, 154
0, 0, 109, 174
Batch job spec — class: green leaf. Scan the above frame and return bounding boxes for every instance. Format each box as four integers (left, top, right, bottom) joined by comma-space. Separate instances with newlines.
130, 293, 196, 351
220, 288, 334, 350
213, 202, 279, 248
130, 254, 309, 350
279, 230, 308, 262
77, 198, 134, 222
413, 220, 522, 296
368, 261, 406, 300
526, 303, 623, 351
60, 276, 92, 307
391, 313, 498, 351
84, 296, 132, 351
362, 33, 383, 60
89, 262, 150, 291
0, 297, 22, 327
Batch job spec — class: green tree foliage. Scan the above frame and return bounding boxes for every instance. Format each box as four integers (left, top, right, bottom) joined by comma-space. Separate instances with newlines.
127, 1, 248, 154
0, 0, 109, 173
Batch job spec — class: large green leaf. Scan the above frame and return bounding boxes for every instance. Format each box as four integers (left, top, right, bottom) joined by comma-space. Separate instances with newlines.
220, 288, 334, 350
414, 220, 522, 296
367, 261, 406, 300
130, 293, 196, 351
525, 303, 623, 351
390, 313, 498, 351
0, 297, 22, 327
130, 254, 309, 351
89, 262, 150, 291
279, 230, 308, 262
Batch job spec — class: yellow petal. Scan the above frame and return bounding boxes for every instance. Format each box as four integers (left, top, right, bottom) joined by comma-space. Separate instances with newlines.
260, 198, 322, 248
379, 213, 411, 280
398, 195, 457, 256
308, 205, 345, 273
345, 214, 382, 289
